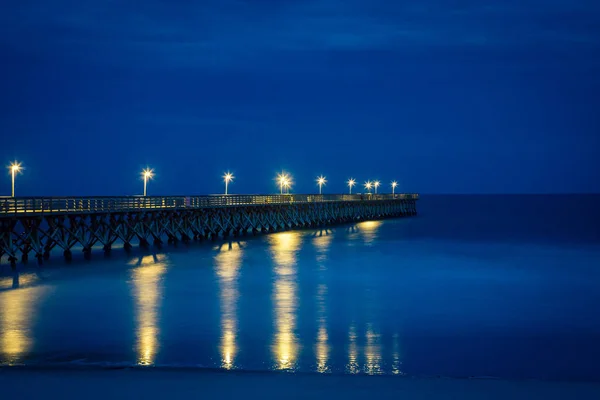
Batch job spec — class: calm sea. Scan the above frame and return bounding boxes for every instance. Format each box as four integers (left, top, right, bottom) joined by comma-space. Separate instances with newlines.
1, 195, 599, 381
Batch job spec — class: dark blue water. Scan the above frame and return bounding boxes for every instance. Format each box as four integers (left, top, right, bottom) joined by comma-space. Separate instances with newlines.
1, 195, 599, 381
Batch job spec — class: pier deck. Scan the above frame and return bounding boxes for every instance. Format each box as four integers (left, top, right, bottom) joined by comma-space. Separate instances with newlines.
0, 194, 418, 266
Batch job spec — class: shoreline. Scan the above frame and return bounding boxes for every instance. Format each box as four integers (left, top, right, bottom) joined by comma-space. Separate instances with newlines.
2, 363, 600, 383
1, 367, 600, 399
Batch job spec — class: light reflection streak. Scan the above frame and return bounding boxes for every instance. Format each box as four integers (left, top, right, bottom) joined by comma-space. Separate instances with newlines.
392, 332, 403, 375
346, 323, 359, 374
214, 241, 244, 369
269, 231, 302, 370
313, 230, 332, 373
315, 283, 329, 373
357, 220, 383, 245
0, 282, 50, 365
313, 230, 333, 265
364, 323, 382, 375
0, 272, 41, 290
130, 254, 167, 366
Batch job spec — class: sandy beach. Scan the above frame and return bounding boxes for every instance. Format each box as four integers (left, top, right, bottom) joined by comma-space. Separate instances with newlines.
1, 367, 600, 399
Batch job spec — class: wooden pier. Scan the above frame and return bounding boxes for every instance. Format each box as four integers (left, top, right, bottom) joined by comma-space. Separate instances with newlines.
0, 193, 418, 267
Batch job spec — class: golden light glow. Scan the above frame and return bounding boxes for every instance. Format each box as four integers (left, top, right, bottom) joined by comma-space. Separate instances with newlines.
364, 324, 382, 375
142, 168, 154, 180
276, 172, 293, 194
129, 254, 167, 366
0, 285, 50, 365
223, 172, 234, 195
346, 323, 359, 374
8, 161, 22, 197
373, 180, 381, 193
0, 273, 40, 290
357, 220, 383, 245
316, 175, 327, 194
269, 231, 302, 370
9, 162, 22, 173
315, 284, 329, 373
347, 178, 356, 192
313, 231, 332, 373
364, 181, 373, 192
391, 180, 398, 195
214, 242, 243, 370
313, 231, 333, 264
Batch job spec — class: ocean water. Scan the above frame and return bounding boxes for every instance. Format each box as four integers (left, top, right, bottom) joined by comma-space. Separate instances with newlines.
1, 195, 599, 381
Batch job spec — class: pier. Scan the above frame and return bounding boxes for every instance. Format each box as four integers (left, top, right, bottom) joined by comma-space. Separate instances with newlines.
0, 193, 418, 267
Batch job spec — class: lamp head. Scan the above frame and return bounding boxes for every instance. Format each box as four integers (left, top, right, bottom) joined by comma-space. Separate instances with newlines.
10, 163, 21, 173
142, 168, 154, 179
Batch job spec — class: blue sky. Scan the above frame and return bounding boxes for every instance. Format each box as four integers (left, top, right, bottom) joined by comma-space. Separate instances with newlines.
1, 0, 599, 195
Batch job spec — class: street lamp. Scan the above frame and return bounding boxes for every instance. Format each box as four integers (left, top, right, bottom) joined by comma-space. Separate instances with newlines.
364, 181, 372, 194
347, 178, 356, 194
391, 181, 398, 195
142, 168, 154, 196
316, 175, 326, 194
9, 162, 22, 197
223, 172, 234, 195
373, 180, 381, 194
277, 172, 292, 194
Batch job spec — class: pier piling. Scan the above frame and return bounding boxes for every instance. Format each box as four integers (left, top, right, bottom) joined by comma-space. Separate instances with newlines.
1, 193, 418, 265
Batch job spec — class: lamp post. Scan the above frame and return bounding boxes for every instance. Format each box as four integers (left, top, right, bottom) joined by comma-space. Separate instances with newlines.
347, 178, 356, 194
364, 181, 372, 194
277, 173, 286, 195
223, 172, 234, 195
9, 162, 22, 197
142, 168, 154, 196
277, 172, 292, 195
373, 180, 380, 194
316, 175, 326, 194
391, 181, 398, 195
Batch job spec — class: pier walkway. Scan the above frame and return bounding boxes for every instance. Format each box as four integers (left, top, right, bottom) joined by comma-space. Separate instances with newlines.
0, 194, 418, 266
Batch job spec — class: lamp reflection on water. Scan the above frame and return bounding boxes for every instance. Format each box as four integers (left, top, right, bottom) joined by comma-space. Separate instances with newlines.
392, 332, 404, 375
129, 254, 168, 366
0, 272, 41, 290
315, 282, 329, 373
357, 220, 383, 245
313, 230, 332, 373
313, 230, 333, 264
346, 323, 359, 374
364, 323, 383, 375
214, 241, 244, 369
269, 231, 302, 370
0, 284, 50, 365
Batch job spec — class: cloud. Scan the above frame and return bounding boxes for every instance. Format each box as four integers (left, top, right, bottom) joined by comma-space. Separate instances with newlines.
0, 0, 598, 69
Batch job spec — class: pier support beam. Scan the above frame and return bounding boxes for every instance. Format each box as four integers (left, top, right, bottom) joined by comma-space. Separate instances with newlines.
0, 196, 418, 265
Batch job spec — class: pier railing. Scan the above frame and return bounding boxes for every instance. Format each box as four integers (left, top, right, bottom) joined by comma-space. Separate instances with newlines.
0, 194, 419, 216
